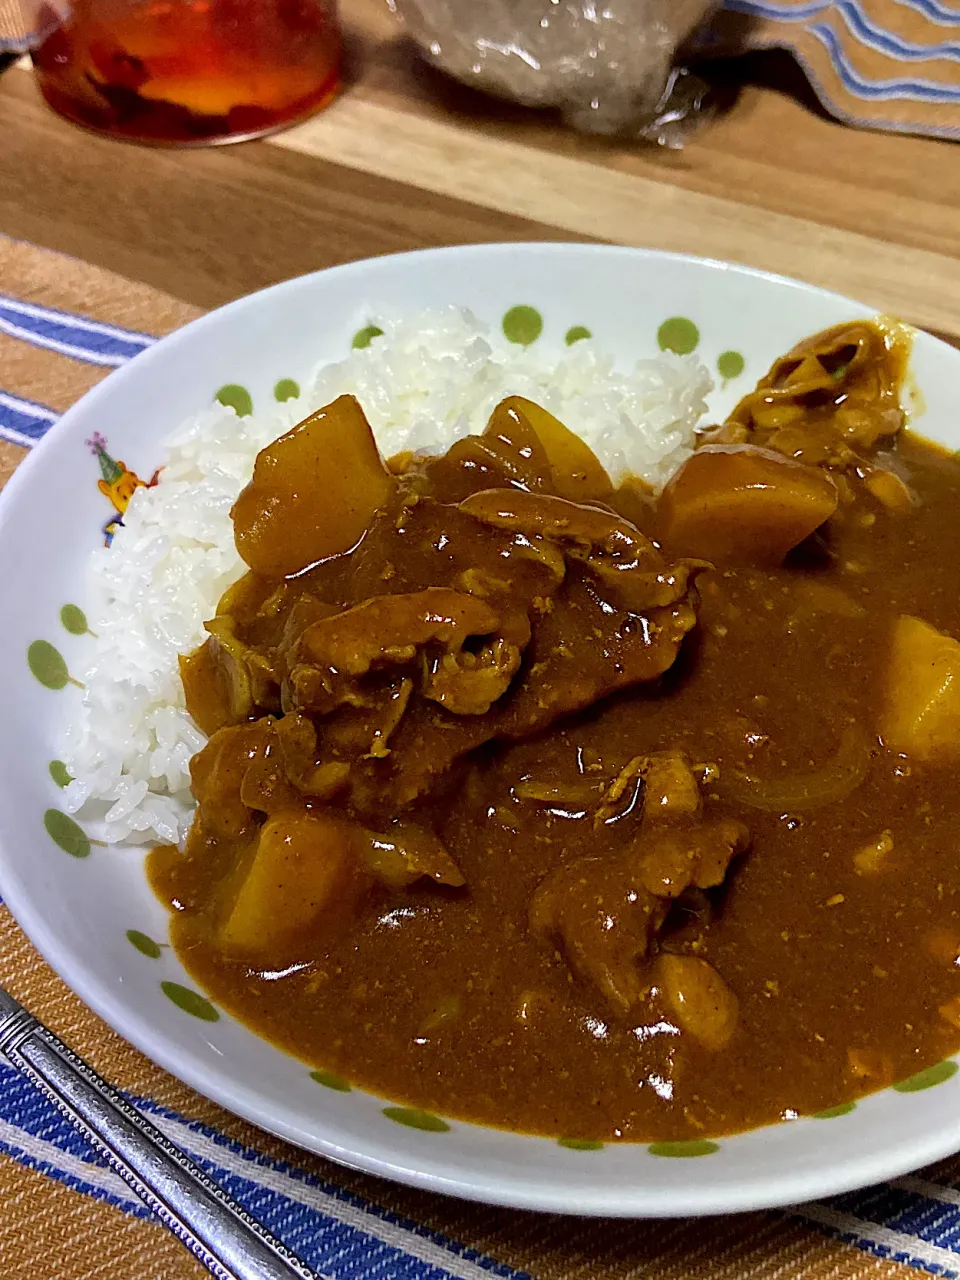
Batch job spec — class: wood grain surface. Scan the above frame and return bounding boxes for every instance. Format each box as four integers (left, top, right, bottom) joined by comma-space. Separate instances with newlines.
0, 66, 580, 312
270, 0, 960, 340
339, 0, 960, 259
0, 0, 958, 340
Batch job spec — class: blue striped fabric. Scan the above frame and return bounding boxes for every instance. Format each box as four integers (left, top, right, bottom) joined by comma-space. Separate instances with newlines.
714, 0, 960, 138
0, 295, 154, 368
810, 20, 960, 97
723, 0, 960, 48
725, 0, 959, 36
0, 293, 156, 447
833, 1, 960, 60
901, 0, 960, 24
0, 1066, 525, 1280
0, 389, 58, 448
8, 1039, 960, 1280
724, 0, 960, 65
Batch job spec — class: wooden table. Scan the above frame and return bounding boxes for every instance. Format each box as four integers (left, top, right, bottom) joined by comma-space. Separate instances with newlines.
1, 0, 958, 342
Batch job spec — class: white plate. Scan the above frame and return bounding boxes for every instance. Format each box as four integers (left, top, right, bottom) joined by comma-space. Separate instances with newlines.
1, 243, 959, 1218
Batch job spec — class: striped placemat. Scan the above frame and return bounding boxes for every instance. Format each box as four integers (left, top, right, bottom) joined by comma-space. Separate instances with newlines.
700, 0, 960, 139
5, 230, 960, 1279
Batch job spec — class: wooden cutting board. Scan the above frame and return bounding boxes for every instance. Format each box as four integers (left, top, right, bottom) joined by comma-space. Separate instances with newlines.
1, 0, 958, 341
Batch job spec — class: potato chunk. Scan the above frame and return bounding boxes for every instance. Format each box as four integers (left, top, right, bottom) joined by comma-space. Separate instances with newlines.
220, 812, 362, 955
880, 615, 960, 761
659, 444, 839, 567
654, 953, 739, 1051
232, 395, 395, 579
487, 396, 613, 504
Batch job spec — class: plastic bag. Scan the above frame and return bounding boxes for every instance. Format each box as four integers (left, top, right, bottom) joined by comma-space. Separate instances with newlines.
386, 0, 718, 145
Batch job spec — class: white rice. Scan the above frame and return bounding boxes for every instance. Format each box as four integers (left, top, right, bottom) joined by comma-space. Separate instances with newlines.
62, 307, 712, 846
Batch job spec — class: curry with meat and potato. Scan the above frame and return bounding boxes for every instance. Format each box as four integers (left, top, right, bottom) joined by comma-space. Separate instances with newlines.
149, 318, 960, 1142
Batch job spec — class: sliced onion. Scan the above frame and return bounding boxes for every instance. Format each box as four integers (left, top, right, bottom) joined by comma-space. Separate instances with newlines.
720, 724, 871, 811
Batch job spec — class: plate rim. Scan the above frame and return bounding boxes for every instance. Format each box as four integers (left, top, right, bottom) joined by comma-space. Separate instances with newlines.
3, 241, 960, 1218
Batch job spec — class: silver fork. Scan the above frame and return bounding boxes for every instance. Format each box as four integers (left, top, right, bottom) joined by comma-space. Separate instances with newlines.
0, 985, 325, 1280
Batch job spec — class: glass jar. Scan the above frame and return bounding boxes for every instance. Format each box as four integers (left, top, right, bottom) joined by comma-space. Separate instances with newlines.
30, 0, 341, 145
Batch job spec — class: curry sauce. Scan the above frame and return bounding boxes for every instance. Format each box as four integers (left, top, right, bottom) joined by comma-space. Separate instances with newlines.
148, 320, 960, 1142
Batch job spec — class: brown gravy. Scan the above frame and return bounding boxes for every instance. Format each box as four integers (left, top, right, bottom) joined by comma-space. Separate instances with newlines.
149, 322, 960, 1142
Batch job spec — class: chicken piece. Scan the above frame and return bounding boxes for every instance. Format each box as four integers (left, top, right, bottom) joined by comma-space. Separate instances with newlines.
460, 488, 683, 602
291, 588, 507, 716
637, 820, 750, 898
653, 954, 739, 1051
344, 708, 495, 814
880, 615, 960, 762
363, 575, 699, 814
457, 576, 696, 761
725, 320, 909, 451
530, 818, 748, 1019
658, 445, 839, 568
703, 321, 911, 523
193, 718, 346, 827
423, 617, 529, 715
486, 397, 613, 505
272, 713, 351, 796
180, 573, 290, 735
338, 488, 567, 610
531, 753, 749, 1017
190, 721, 277, 840
207, 615, 279, 700
462, 488, 706, 629
420, 401, 555, 501
460, 490, 703, 701
238, 738, 301, 816
275, 594, 342, 657
530, 856, 669, 1015
232, 395, 396, 578
596, 751, 703, 826
365, 678, 414, 758
599, 754, 747, 897
459, 488, 629, 553
297, 587, 500, 677
640, 752, 705, 821
220, 811, 367, 956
